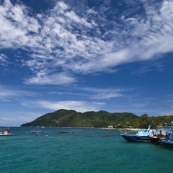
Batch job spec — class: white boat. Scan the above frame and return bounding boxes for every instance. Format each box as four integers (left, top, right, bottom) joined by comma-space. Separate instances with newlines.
120, 125, 157, 142
0, 128, 12, 136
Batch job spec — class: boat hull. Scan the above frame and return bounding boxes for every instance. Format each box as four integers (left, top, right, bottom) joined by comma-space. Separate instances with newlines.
121, 134, 150, 142
0, 134, 12, 136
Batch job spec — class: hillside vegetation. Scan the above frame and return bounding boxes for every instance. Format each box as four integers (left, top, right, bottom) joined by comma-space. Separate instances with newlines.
21, 109, 138, 128
21, 109, 173, 128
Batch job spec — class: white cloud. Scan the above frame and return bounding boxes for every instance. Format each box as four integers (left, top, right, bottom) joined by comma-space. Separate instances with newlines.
0, 54, 7, 65
35, 100, 104, 112
0, 0, 41, 49
58, 1, 68, 10
133, 102, 149, 108
49, 87, 132, 100
91, 93, 122, 99
0, 112, 41, 126
0, 85, 37, 100
87, 9, 97, 15
0, 0, 173, 84
25, 72, 76, 85
81, 87, 128, 99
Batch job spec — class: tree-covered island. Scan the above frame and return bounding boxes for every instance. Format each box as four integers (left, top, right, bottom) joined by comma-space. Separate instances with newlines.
21, 109, 173, 128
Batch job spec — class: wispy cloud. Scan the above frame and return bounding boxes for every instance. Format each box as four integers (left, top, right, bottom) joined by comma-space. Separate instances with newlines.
48, 87, 133, 100
131, 60, 165, 76
0, 85, 37, 100
0, 54, 7, 65
34, 100, 105, 112
0, 0, 173, 85
25, 72, 76, 85
0, 112, 42, 126
132, 102, 149, 108
81, 87, 130, 99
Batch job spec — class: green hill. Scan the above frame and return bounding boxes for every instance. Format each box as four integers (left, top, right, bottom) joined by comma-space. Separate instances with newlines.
21, 109, 139, 128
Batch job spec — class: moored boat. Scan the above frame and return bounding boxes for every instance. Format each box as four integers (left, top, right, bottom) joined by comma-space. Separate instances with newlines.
31, 130, 43, 135
120, 125, 157, 142
0, 128, 12, 136
149, 125, 169, 144
159, 124, 173, 146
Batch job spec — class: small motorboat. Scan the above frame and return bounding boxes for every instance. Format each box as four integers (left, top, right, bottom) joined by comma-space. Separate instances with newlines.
0, 128, 12, 136
60, 130, 74, 134
31, 130, 43, 135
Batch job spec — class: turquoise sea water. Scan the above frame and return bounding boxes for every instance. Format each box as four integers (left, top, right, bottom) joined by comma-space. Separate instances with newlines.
1, 127, 173, 173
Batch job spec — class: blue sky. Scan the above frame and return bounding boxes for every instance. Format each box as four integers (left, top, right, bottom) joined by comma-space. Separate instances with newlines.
0, 0, 173, 126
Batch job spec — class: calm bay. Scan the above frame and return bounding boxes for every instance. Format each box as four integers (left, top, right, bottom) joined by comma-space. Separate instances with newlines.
0, 127, 173, 173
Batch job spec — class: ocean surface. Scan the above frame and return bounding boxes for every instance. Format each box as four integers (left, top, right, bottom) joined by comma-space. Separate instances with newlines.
1, 127, 173, 173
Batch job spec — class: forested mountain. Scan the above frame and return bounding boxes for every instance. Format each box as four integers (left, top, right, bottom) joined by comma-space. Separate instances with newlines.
21, 109, 138, 127
21, 109, 173, 128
